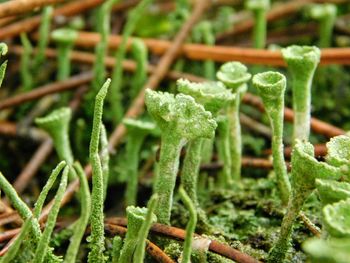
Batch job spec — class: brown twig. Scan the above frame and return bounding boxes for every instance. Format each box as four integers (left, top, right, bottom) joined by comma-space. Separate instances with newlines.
299, 212, 321, 238
240, 113, 272, 138
0, 0, 135, 39
72, 31, 350, 65
12, 139, 53, 193
0, 0, 65, 19
106, 217, 261, 263
0, 71, 93, 110
263, 143, 327, 158
0, 121, 47, 141
103, 224, 175, 263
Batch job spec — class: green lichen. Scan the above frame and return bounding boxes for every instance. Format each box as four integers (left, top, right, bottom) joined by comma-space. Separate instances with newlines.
133, 194, 158, 263
268, 140, 342, 263
64, 162, 91, 263
179, 186, 197, 263
88, 79, 110, 263
217, 62, 251, 182
316, 179, 350, 205
33, 165, 68, 263
323, 199, 350, 237
281, 45, 320, 142
145, 89, 217, 224
109, 0, 154, 123
245, 0, 270, 49
118, 206, 150, 262
51, 28, 78, 81
307, 3, 337, 48
123, 118, 156, 206
252, 71, 291, 204
35, 107, 74, 167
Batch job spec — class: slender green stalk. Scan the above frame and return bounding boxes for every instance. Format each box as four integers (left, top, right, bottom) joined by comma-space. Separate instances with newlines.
125, 135, 143, 206
100, 124, 110, 201
246, 0, 270, 49
35, 107, 74, 165
268, 140, 342, 262
154, 133, 183, 224
308, 4, 337, 48
281, 45, 320, 142
111, 236, 123, 263
0, 172, 42, 240
133, 194, 158, 263
131, 39, 148, 98
0, 170, 61, 262
0, 43, 7, 89
33, 165, 69, 263
145, 89, 216, 224
33, 161, 66, 218
51, 28, 78, 81
33, 6, 53, 74
19, 33, 33, 92
179, 186, 197, 263
92, 0, 119, 92
217, 62, 251, 181
123, 118, 155, 206
252, 71, 291, 204
181, 139, 203, 208
177, 79, 233, 191
0, 217, 32, 263
118, 206, 149, 263
216, 116, 232, 187
228, 94, 242, 181
193, 21, 215, 80
110, 0, 154, 123
65, 162, 91, 263
88, 79, 110, 263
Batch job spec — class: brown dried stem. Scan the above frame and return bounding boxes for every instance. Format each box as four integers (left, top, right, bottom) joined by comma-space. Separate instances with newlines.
0, 0, 135, 39
106, 217, 261, 263
0, 0, 65, 19
72, 31, 350, 65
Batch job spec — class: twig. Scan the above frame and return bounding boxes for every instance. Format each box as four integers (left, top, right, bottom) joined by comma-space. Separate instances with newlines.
0, 71, 92, 110
72, 31, 350, 65
12, 139, 53, 193
263, 143, 327, 158
0, 0, 65, 19
106, 217, 261, 263
103, 224, 175, 263
240, 113, 272, 138
299, 212, 321, 238
0, 0, 136, 39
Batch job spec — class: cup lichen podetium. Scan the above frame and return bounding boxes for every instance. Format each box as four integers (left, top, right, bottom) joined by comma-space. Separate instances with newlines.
281, 45, 320, 143
308, 3, 337, 48
35, 107, 74, 166
123, 118, 156, 206
145, 89, 217, 225
252, 71, 291, 204
217, 62, 251, 182
268, 140, 343, 263
245, 0, 270, 49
